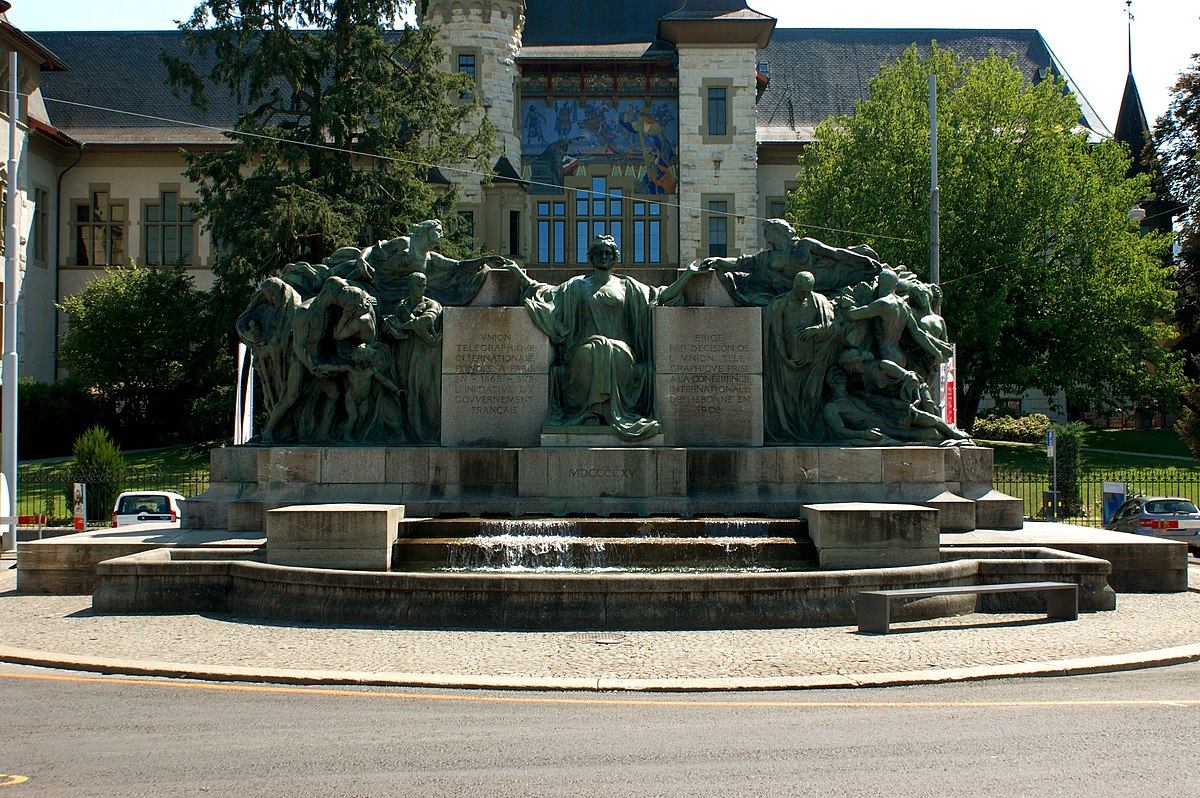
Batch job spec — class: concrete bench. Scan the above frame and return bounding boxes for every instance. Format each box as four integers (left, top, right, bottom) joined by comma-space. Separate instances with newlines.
857, 581, 1079, 634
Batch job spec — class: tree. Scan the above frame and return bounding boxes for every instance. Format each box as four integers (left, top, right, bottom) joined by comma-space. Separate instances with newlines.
1157, 54, 1200, 454
163, 0, 495, 296
57, 265, 223, 446
789, 45, 1183, 430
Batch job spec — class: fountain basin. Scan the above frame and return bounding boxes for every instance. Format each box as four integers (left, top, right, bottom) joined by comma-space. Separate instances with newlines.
91, 546, 1115, 630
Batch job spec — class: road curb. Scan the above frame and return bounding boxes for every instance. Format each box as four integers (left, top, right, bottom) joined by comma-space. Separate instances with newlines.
4, 642, 1200, 692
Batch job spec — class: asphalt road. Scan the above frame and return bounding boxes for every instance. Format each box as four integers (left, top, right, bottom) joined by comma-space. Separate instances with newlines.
1, 662, 1198, 797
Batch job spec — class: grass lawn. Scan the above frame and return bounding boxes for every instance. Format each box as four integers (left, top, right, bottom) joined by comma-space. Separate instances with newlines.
1078, 427, 1194, 459
982, 437, 1200, 524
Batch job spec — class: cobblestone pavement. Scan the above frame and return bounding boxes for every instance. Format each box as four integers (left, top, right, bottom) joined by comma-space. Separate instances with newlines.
1, 563, 1198, 686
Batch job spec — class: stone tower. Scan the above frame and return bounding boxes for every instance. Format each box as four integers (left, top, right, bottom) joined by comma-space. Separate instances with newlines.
420, 1, 526, 256
421, 0, 525, 163
659, 1, 775, 264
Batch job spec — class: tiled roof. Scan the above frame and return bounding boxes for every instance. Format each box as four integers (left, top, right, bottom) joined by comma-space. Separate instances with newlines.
522, 0, 684, 47
1114, 72, 1151, 160
32, 31, 242, 144
757, 28, 1110, 143
660, 1, 773, 22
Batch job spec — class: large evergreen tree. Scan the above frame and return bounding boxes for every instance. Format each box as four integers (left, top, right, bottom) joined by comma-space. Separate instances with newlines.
164, 0, 495, 293
789, 45, 1182, 430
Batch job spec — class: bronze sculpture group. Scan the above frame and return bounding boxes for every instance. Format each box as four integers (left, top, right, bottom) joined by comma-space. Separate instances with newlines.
237, 217, 967, 446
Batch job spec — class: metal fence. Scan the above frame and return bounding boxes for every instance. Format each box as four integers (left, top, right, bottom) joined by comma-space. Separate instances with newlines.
993, 466, 1200, 527
13, 466, 210, 526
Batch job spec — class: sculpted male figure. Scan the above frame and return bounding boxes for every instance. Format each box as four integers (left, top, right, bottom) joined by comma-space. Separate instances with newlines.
382, 272, 444, 443
842, 268, 951, 368
763, 271, 840, 442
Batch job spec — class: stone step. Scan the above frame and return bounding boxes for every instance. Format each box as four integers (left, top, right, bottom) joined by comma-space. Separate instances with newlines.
396, 516, 808, 539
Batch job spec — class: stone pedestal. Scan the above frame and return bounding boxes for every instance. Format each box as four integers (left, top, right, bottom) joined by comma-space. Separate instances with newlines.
803, 502, 940, 569
679, 268, 736, 307
440, 306, 551, 446
266, 503, 404, 571
654, 306, 763, 447
519, 447, 686, 500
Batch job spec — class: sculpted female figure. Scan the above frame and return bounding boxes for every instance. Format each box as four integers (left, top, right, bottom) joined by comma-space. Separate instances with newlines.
702, 218, 881, 305
505, 235, 706, 441
327, 219, 508, 306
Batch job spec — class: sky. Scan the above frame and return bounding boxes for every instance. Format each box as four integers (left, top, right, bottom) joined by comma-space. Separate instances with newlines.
9, 0, 1198, 134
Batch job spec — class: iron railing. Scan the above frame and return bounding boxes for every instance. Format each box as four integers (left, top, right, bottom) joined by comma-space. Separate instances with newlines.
993, 465, 1200, 527
13, 466, 210, 526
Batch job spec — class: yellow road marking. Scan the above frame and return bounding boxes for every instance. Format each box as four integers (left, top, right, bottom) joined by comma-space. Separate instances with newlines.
0, 774, 29, 787
1, 670, 1198, 709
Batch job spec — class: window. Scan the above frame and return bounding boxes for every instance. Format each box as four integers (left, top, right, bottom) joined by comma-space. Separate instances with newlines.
73, 191, 127, 266
574, 177, 623, 264
630, 201, 662, 264
532, 177, 665, 266
536, 200, 567, 264
31, 187, 48, 264
767, 198, 787, 220
457, 51, 477, 100
706, 200, 729, 257
459, 210, 475, 241
143, 190, 195, 266
706, 86, 727, 137
509, 210, 521, 257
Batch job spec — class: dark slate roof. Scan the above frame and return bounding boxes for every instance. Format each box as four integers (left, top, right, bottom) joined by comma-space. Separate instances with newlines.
756, 28, 1110, 144
1114, 71, 1151, 173
661, 1, 773, 22
32, 30, 242, 144
522, 0, 685, 47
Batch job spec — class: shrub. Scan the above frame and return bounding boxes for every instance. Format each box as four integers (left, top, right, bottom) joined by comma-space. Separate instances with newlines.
1047, 421, 1086, 518
970, 412, 1052, 444
65, 426, 127, 522
1175, 407, 1200, 459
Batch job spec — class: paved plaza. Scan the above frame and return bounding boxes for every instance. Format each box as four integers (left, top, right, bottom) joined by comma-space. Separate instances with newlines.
1, 557, 1197, 690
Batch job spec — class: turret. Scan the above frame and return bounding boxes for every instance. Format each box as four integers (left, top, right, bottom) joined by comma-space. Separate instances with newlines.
422, 0, 526, 162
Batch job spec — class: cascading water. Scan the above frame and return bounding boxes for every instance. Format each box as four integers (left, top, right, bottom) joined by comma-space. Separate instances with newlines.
418, 517, 813, 573
447, 534, 611, 571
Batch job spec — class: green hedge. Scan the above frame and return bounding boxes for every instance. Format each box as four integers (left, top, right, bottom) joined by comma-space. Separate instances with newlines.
971, 412, 1052, 444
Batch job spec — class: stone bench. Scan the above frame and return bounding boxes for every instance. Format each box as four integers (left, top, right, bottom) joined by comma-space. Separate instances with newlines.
856, 580, 1079, 634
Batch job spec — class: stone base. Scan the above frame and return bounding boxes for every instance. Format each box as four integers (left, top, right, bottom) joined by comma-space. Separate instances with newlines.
91, 545, 1118, 628
539, 426, 668, 447
967, 489, 1025, 531
922, 491, 977, 532
266, 503, 404, 571
803, 502, 940, 569
186, 444, 1011, 534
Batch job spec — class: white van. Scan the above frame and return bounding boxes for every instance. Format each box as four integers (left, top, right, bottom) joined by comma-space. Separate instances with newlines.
111, 491, 185, 528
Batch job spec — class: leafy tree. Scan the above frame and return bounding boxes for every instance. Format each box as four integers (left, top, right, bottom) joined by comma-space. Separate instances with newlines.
163, 0, 495, 296
789, 45, 1183, 430
57, 265, 222, 445
1157, 54, 1200, 455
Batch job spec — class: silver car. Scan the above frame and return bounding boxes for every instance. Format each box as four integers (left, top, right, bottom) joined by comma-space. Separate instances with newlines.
1105, 496, 1200, 549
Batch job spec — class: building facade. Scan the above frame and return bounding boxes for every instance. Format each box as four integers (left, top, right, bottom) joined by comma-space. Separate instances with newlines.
2, 0, 1109, 386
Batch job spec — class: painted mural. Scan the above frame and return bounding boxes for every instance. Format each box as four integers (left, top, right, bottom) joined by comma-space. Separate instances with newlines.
521, 100, 679, 196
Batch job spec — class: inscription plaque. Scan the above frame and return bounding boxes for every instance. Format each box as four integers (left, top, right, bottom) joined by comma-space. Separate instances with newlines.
653, 307, 763, 447
441, 307, 551, 446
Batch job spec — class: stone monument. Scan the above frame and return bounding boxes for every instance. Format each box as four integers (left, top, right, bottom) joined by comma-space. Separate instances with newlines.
214, 218, 1021, 573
